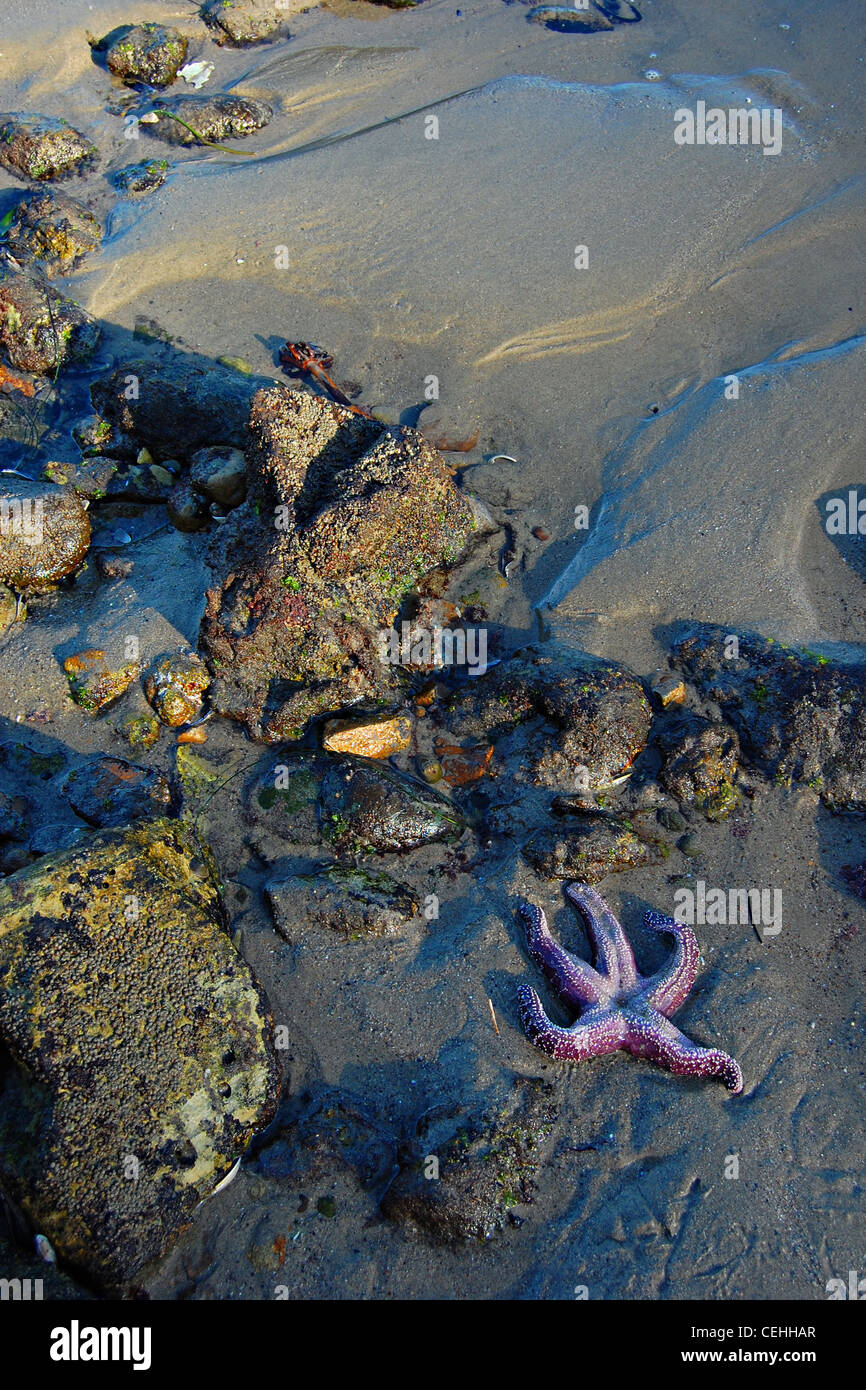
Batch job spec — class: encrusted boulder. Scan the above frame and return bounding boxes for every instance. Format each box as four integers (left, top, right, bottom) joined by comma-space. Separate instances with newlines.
0, 479, 90, 588
0, 819, 279, 1291
3, 190, 102, 277
199, 387, 490, 740
98, 23, 188, 87
0, 267, 100, 373
672, 624, 866, 811
0, 113, 96, 182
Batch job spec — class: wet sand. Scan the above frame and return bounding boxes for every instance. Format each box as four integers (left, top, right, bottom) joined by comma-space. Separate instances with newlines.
0, 0, 864, 1300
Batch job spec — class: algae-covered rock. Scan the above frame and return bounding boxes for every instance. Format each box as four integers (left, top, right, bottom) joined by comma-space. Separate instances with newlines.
3, 190, 102, 277
111, 159, 170, 197
523, 813, 654, 882
320, 756, 464, 855
62, 755, 172, 826
0, 819, 279, 1291
99, 23, 188, 87
144, 650, 210, 727
42, 456, 117, 500
671, 624, 866, 811
146, 94, 272, 146
0, 113, 96, 182
0, 267, 100, 373
200, 387, 487, 741
382, 1081, 558, 1243
656, 712, 740, 820
0, 479, 90, 588
63, 648, 141, 716
266, 863, 420, 939
200, 0, 283, 46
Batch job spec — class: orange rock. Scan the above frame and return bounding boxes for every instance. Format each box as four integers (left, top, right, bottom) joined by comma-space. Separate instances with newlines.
323, 713, 413, 758
435, 740, 494, 786
177, 726, 208, 744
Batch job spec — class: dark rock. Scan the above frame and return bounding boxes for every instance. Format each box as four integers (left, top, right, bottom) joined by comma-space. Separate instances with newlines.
103, 459, 175, 503
189, 445, 247, 507
245, 751, 326, 849
0, 789, 28, 841
0, 819, 279, 1292
0, 267, 100, 373
3, 190, 101, 276
672, 624, 866, 811
72, 414, 135, 460
90, 357, 273, 460
0, 479, 90, 587
382, 1080, 557, 1243
267, 863, 420, 939
0, 844, 35, 874
678, 831, 702, 858
523, 814, 653, 882
111, 159, 170, 196
657, 806, 687, 832
145, 94, 272, 145
656, 712, 740, 820
252, 1086, 394, 1191
28, 823, 90, 855
200, 0, 283, 46
144, 650, 210, 726
167, 480, 209, 532
99, 23, 188, 87
0, 113, 96, 182
199, 387, 486, 741
320, 757, 464, 855
445, 642, 652, 790
62, 755, 173, 826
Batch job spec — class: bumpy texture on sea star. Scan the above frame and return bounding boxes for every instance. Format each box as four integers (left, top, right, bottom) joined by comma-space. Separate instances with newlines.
516, 882, 743, 1093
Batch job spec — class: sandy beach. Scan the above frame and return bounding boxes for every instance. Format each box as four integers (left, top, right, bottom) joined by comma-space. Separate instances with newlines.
0, 0, 863, 1307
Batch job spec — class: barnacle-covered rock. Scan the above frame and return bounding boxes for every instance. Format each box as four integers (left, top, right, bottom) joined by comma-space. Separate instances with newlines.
0, 819, 279, 1291
144, 650, 210, 726
0, 267, 100, 373
146, 94, 272, 145
200, 0, 283, 46
3, 190, 102, 276
0, 113, 96, 182
0, 479, 90, 588
655, 712, 739, 820
98, 23, 188, 87
319, 756, 464, 855
267, 863, 420, 940
671, 624, 866, 811
523, 812, 654, 882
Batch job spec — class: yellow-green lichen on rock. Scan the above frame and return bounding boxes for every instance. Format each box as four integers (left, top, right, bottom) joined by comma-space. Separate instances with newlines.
0, 818, 280, 1291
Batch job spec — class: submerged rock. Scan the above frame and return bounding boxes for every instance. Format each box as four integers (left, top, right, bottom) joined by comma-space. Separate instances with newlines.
167, 479, 209, 531
382, 1081, 558, 1243
267, 863, 420, 939
0, 113, 96, 182
320, 757, 464, 855
146, 94, 272, 145
98, 23, 188, 87
62, 755, 172, 826
111, 159, 170, 197
526, 5, 614, 32
0, 480, 90, 588
200, 387, 488, 740
0, 819, 279, 1291
200, 0, 283, 46
523, 813, 654, 882
42, 456, 117, 501
0, 267, 100, 373
63, 648, 141, 716
656, 712, 740, 820
3, 190, 102, 277
672, 624, 866, 811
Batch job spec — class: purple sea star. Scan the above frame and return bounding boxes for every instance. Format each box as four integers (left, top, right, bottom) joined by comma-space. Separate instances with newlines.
516, 882, 743, 1093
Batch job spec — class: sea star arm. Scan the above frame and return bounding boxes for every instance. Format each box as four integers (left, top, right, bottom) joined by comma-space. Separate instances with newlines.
517, 984, 626, 1061
624, 1010, 743, 1093
517, 901, 609, 1007
640, 910, 701, 1014
565, 882, 638, 992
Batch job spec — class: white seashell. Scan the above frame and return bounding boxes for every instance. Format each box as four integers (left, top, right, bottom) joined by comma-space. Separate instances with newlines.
210, 1158, 241, 1197
179, 60, 214, 89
